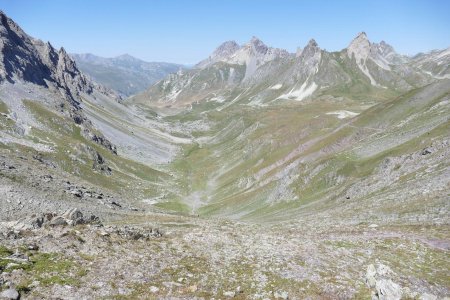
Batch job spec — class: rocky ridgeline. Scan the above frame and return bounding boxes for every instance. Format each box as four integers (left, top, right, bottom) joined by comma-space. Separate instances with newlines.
1, 208, 100, 234
0, 11, 120, 105
0, 208, 162, 241
0, 10, 119, 154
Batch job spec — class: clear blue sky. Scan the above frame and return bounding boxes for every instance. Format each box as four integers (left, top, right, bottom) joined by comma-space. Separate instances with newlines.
1, 0, 449, 64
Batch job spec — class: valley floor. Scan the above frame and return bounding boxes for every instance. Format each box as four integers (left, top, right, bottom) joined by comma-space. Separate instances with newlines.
0, 149, 449, 299
1, 207, 449, 299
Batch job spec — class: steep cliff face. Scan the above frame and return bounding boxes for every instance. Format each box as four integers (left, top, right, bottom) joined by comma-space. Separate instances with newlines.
0, 10, 119, 153
0, 10, 119, 106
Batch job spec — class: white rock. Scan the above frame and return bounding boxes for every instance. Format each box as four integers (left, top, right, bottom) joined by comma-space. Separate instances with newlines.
0, 288, 19, 300
274, 291, 289, 299
420, 293, 437, 300
149, 286, 159, 293
366, 264, 377, 288
223, 291, 235, 297
375, 279, 402, 300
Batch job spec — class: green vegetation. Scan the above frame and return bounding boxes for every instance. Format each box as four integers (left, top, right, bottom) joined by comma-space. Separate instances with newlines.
0, 245, 85, 289
22, 100, 169, 201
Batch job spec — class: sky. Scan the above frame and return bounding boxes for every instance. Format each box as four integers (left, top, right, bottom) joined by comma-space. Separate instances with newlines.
1, 0, 449, 64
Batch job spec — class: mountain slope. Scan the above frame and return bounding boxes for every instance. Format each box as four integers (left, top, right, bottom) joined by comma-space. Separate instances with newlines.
133, 33, 439, 110
0, 10, 449, 299
71, 53, 185, 96
0, 10, 189, 216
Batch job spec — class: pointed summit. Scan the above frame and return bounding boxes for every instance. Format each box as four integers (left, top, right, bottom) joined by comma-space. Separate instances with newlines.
307, 39, 318, 48
214, 40, 240, 56
249, 36, 264, 45
195, 40, 240, 69
356, 31, 368, 39
347, 31, 371, 61
298, 39, 321, 59
247, 36, 268, 54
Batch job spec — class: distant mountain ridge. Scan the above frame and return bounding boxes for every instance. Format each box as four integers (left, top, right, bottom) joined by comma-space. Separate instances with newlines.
133, 33, 449, 107
71, 53, 186, 96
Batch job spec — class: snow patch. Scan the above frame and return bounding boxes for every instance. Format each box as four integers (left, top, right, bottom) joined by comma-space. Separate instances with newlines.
277, 82, 318, 101
269, 83, 282, 90
326, 110, 359, 119
424, 71, 450, 80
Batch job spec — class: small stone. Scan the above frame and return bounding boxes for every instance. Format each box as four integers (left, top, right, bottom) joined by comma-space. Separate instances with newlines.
0, 288, 19, 300
28, 243, 39, 251
111, 201, 122, 207
421, 148, 432, 155
99, 230, 110, 237
70, 189, 83, 197
49, 216, 68, 226
420, 293, 437, 300
149, 286, 159, 293
223, 291, 235, 298
274, 291, 289, 299
368, 224, 378, 228
188, 285, 198, 292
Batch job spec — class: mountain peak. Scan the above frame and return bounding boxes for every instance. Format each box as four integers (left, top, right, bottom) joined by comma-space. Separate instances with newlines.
247, 36, 268, 54
307, 39, 318, 47
250, 36, 263, 44
59, 47, 67, 55
195, 40, 240, 69
356, 31, 368, 39
347, 31, 371, 60
215, 40, 240, 55
116, 53, 134, 59
114, 54, 141, 62
248, 36, 265, 46
349, 32, 370, 46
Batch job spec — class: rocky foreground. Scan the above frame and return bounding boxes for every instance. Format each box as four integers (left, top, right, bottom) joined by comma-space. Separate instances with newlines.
0, 206, 449, 299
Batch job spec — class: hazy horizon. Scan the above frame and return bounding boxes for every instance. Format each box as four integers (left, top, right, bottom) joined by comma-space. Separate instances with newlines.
1, 0, 449, 64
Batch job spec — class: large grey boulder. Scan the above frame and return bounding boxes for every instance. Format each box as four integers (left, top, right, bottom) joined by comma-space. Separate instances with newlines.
62, 208, 84, 225
375, 279, 402, 300
0, 288, 19, 300
365, 263, 403, 300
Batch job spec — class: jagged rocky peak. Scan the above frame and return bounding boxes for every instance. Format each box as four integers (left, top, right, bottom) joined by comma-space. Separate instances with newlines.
0, 10, 121, 105
248, 36, 269, 54
215, 40, 241, 56
370, 40, 408, 64
0, 10, 22, 36
195, 40, 240, 69
299, 39, 321, 59
347, 31, 371, 60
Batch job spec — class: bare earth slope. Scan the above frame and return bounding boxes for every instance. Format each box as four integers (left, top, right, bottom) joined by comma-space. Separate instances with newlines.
0, 11, 449, 299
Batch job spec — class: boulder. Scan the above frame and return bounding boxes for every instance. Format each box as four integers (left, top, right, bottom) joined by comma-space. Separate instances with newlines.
375, 279, 402, 300
366, 264, 377, 288
366, 263, 402, 300
62, 208, 84, 225
49, 216, 68, 226
0, 288, 19, 300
